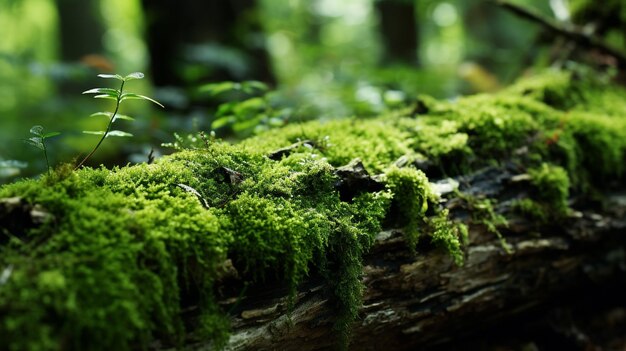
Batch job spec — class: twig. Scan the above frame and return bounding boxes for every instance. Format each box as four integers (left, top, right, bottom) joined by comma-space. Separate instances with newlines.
494, 0, 626, 68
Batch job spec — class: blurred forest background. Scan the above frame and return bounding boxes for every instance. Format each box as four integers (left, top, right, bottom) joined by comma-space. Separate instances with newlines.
0, 0, 624, 181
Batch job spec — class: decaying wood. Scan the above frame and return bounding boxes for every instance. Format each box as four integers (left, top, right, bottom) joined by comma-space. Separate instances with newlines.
199, 164, 626, 351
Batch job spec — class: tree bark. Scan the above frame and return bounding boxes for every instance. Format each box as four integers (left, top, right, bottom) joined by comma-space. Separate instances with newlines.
141, 0, 275, 87
55, 0, 106, 62
375, 0, 419, 66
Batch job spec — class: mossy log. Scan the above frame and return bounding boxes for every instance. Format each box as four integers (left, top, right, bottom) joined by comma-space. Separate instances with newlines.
218, 166, 626, 351
1, 71, 626, 351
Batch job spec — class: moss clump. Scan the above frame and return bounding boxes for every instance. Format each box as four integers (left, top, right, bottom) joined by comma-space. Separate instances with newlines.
383, 166, 433, 250
512, 198, 549, 223
529, 163, 570, 216
240, 117, 415, 173
1, 69, 626, 350
457, 193, 512, 253
428, 209, 465, 265
512, 163, 571, 223
0, 164, 231, 351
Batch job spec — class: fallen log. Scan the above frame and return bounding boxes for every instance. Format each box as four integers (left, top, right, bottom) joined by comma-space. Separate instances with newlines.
207, 169, 626, 351
1, 71, 625, 351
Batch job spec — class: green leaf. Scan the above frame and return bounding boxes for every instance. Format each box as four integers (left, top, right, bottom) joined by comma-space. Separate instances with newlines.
211, 116, 236, 129
114, 114, 135, 122
83, 131, 106, 136
43, 132, 61, 139
94, 94, 118, 100
216, 102, 236, 117
90, 112, 114, 118
90, 112, 134, 122
82, 88, 119, 96
199, 81, 238, 96
97, 74, 124, 80
232, 115, 263, 133
120, 93, 164, 108
242, 81, 269, 94
233, 97, 266, 115
106, 130, 133, 138
29, 125, 44, 136
24, 137, 44, 150
124, 72, 144, 81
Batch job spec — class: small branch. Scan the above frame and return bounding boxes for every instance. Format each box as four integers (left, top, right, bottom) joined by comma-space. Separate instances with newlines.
495, 0, 626, 68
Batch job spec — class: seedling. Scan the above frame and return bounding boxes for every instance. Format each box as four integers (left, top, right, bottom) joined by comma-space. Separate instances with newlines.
76, 72, 163, 169
24, 125, 60, 175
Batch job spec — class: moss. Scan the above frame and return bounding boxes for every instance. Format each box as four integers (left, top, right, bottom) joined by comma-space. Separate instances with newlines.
427, 209, 465, 265
505, 70, 580, 110
512, 198, 549, 223
457, 192, 512, 253
511, 163, 571, 224
0, 163, 231, 351
241, 117, 415, 173
383, 166, 432, 250
528, 163, 570, 217
1, 70, 626, 350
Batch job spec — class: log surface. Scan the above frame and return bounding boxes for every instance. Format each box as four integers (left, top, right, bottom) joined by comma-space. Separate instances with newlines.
212, 165, 626, 351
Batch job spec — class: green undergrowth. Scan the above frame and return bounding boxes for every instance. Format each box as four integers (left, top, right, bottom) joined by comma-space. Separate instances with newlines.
1, 70, 626, 350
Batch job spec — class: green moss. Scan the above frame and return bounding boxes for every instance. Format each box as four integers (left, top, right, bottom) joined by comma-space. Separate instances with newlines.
241, 117, 415, 173
383, 165, 432, 250
511, 163, 571, 224
427, 209, 465, 265
528, 163, 570, 216
457, 193, 512, 253
1, 70, 626, 350
512, 198, 549, 223
0, 164, 232, 351
505, 70, 580, 110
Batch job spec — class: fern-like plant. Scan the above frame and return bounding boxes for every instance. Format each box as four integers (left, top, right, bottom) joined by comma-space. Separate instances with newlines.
24, 125, 60, 175
76, 72, 163, 169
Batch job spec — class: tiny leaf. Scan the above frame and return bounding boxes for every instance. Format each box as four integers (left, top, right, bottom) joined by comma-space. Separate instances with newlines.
120, 93, 164, 108
114, 114, 135, 122
24, 138, 44, 150
94, 94, 118, 100
242, 81, 269, 94
199, 81, 237, 96
83, 131, 106, 135
211, 116, 236, 129
82, 88, 119, 96
90, 112, 114, 118
124, 72, 144, 81
30, 125, 44, 136
90, 112, 134, 122
43, 132, 61, 139
97, 74, 124, 80
106, 130, 133, 138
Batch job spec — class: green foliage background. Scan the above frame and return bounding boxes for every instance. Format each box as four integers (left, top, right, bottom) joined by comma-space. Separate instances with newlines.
2, 0, 610, 180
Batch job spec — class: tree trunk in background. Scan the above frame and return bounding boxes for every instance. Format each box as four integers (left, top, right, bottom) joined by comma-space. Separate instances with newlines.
140, 0, 275, 87
375, 0, 419, 66
462, 1, 549, 83
55, 0, 108, 92
55, 0, 106, 61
